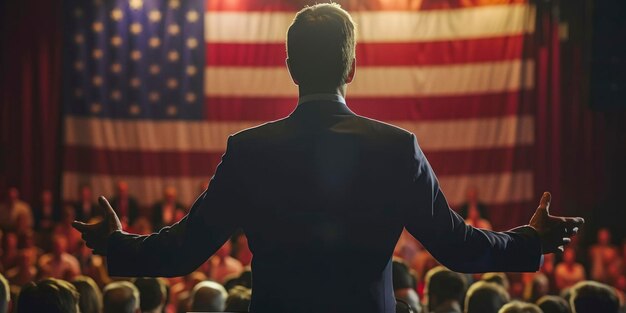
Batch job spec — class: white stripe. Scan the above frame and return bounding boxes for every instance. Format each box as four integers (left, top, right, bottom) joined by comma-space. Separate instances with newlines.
62, 171, 533, 207
205, 4, 536, 43
205, 60, 535, 97
64, 115, 534, 152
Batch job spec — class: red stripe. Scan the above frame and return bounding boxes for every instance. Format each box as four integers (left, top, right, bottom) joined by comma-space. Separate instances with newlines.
207, 36, 528, 67
63, 145, 532, 178
206, 0, 528, 12
204, 91, 535, 121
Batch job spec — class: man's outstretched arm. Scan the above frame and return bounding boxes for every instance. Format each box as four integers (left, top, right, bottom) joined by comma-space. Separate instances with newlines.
73, 137, 242, 278
401, 133, 583, 273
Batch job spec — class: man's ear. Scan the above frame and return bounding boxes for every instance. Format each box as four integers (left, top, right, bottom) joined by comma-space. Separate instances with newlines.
345, 58, 356, 84
286, 58, 299, 85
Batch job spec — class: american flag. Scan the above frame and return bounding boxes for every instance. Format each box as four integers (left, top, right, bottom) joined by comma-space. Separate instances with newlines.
63, 0, 536, 229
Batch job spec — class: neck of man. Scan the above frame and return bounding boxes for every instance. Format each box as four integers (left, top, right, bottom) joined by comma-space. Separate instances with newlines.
298, 84, 346, 99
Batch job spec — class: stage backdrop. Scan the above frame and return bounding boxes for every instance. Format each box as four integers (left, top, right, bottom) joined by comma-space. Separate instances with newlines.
62, 0, 537, 229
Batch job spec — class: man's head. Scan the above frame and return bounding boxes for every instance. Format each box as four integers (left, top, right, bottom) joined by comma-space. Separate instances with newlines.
134, 277, 166, 313
464, 281, 510, 313
52, 234, 68, 257
71, 276, 102, 313
190, 281, 228, 312
536, 295, 570, 313
79, 184, 92, 201
569, 281, 619, 313
426, 267, 467, 311
17, 278, 79, 313
498, 300, 542, 313
103, 281, 141, 313
0, 273, 9, 313
597, 228, 611, 245
42, 190, 53, 206
392, 260, 420, 310
163, 186, 177, 203
286, 3, 356, 93
117, 180, 129, 197
7, 187, 19, 203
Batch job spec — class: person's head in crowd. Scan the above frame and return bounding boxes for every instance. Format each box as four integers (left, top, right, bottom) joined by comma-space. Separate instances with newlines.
527, 273, 549, 303
498, 301, 542, 313
190, 281, 228, 312
569, 281, 619, 313
163, 186, 177, 204
61, 205, 76, 226
72, 276, 102, 313
41, 190, 53, 206
7, 187, 19, 204
465, 186, 479, 203
563, 247, 577, 265
597, 228, 612, 245
52, 234, 68, 257
103, 281, 141, 313
393, 259, 420, 311
0, 273, 9, 313
426, 266, 467, 313
482, 273, 510, 292
17, 278, 79, 313
2, 232, 18, 257
80, 184, 93, 203
464, 281, 510, 313
134, 277, 166, 313
117, 180, 130, 198
225, 285, 252, 312
286, 3, 356, 94
536, 295, 570, 313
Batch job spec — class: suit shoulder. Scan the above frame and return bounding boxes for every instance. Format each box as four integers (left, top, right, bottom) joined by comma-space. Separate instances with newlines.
353, 115, 414, 140
228, 117, 289, 145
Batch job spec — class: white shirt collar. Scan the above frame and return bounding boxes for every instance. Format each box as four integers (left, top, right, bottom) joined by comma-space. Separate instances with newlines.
297, 93, 346, 105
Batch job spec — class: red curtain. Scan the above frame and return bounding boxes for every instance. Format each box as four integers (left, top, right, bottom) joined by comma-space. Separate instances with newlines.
0, 0, 63, 206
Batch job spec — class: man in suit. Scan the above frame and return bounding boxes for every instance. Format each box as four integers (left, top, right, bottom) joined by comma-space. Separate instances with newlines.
73, 4, 584, 313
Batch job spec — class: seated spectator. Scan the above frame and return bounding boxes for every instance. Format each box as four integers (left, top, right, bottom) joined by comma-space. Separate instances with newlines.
589, 228, 619, 284
129, 216, 154, 235
555, 248, 586, 290
38, 234, 81, 280
225, 285, 252, 312
425, 266, 467, 313
0, 187, 33, 231
524, 273, 549, 304
498, 301, 542, 313
35, 190, 56, 232
465, 281, 510, 313
1, 232, 18, 271
53, 206, 82, 254
569, 281, 620, 313
392, 259, 420, 312
173, 271, 208, 313
190, 281, 228, 312
72, 276, 102, 313
459, 186, 491, 230
536, 295, 570, 313
134, 277, 166, 313
204, 241, 243, 284
5, 250, 37, 286
16, 278, 79, 313
110, 180, 140, 228
482, 273, 510, 292
103, 281, 141, 313
75, 240, 111, 288
151, 186, 185, 230
0, 273, 9, 313
74, 184, 99, 222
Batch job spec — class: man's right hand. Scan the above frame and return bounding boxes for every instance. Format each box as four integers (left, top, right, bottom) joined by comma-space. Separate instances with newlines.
72, 196, 122, 256
529, 192, 585, 254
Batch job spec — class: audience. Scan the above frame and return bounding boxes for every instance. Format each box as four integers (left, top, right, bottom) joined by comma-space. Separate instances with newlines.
569, 280, 620, 313
464, 281, 510, 313
74, 184, 99, 222
103, 281, 141, 313
536, 295, 570, 313
204, 241, 243, 284
151, 186, 185, 230
225, 285, 252, 312
0, 274, 9, 313
425, 266, 467, 313
134, 277, 166, 313
498, 300, 542, 313
35, 190, 55, 232
190, 281, 228, 312
555, 248, 586, 290
459, 186, 491, 230
393, 259, 421, 312
0, 187, 33, 231
110, 180, 140, 228
38, 234, 80, 280
16, 278, 79, 313
589, 228, 620, 284
72, 275, 102, 313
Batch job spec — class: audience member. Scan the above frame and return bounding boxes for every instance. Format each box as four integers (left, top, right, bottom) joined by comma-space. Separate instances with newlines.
110, 180, 140, 227
555, 248, 586, 290
225, 285, 252, 312
5, 250, 37, 286
590, 228, 620, 284
1, 233, 18, 271
173, 271, 208, 313
190, 281, 228, 312
151, 186, 185, 230
392, 259, 420, 312
103, 281, 141, 313
536, 295, 570, 313
0, 273, 9, 313
16, 278, 79, 313
75, 240, 111, 287
35, 189, 56, 232
134, 277, 166, 313
426, 266, 467, 313
205, 241, 243, 284
72, 276, 103, 313
38, 234, 81, 280
459, 186, 491, 230
482, 273, 510, 292
53, 205, 81, 254
525, 272, 550, 303
569, 280, 620, 313
74, 184, 99, 222
464, 281, 510, 313
0, 187, 33, 231
498, 300, 542, 313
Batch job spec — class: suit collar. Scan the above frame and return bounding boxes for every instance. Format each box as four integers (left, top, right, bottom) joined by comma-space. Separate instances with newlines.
290, 94, 355, 118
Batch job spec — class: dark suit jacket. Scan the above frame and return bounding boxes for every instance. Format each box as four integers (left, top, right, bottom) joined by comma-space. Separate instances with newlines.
107, 101, 541, 313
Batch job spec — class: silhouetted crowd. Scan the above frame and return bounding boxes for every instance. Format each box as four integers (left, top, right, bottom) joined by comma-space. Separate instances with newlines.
0, 184, 625, 313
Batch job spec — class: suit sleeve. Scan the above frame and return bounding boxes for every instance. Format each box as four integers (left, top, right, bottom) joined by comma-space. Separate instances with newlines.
401, 133, 542, 273
106, 136, 242, 277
